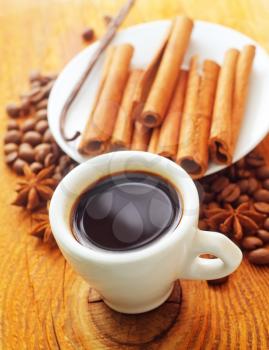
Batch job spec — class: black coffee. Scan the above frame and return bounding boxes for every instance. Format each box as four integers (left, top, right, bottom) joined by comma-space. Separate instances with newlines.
72, 171, 182, 251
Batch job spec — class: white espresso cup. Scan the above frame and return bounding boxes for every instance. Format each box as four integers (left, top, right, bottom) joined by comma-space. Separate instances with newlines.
49, 151, 242, 314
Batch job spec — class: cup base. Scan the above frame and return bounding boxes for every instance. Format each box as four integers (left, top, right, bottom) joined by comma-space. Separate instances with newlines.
103, 283, 175, 314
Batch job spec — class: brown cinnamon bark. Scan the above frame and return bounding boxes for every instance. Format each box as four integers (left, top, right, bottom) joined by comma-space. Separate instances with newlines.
231, 45, 255, 153
111, 69, 143, 150
139, 16, 193, 128
131, 122, 152, 151
148, 128, 160, 153
209, 48, 239, 164
177, 59, 220, 178
156, 70, 188, 160
78, 44, 134, 155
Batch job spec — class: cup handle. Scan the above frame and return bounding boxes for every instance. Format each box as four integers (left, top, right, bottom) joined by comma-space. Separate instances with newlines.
180, 229, 243, 280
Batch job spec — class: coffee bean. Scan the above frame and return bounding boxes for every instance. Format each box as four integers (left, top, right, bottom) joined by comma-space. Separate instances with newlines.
7, 120, 19, 131
4, 143, 18, 155
199, 220, 208, 230
30, 162, 43, 174
21, 118, 36, 132
6, 103, 20, 118
248, 247, 269, 265
246, 153, 265, 167
35, 120, 48, 134
31, 81, 41, 89
257, 230, 269, 243
5, 152, 18, 165
35, 149, 49, 163
241, 236, 263, 250
35, 143, 51, 154
237, 194, 250, 205
247, 178, 259, 194
211, 176, 229, 193
207, 202, 219, 209
44, 153, 56, 167
36, 98, 48, 110
204, 192, 215, 204
18, 143, 35, 163
237, 179, 249, 193
53, 172, 62, 181
22, 131, 42, 146
254, 202, 269, 214
20, 100, 31, 116
51, 142, 60, 158
12, 158, 27, 175
36, 109, 47, 120
4, 130, 22, 144
263, 179, 269, 190
220, 183, 240, 203
82, 27, 94, 41
43, 129, 53, 143
237, 169, 252, 179
263, 217, 269, 230
256, 166, 269, 179
254, 189, 269, 203
235, 158, 246, 169
207, 276, 229, 285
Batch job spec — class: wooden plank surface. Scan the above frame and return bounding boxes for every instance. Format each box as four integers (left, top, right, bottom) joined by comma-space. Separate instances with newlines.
0, 0, 269, 348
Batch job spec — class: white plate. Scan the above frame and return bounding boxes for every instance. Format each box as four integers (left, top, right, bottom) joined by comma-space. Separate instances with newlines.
48, 20, 269, 176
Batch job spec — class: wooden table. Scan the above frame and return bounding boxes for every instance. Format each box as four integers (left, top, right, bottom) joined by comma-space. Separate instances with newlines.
1, 0, 269, 348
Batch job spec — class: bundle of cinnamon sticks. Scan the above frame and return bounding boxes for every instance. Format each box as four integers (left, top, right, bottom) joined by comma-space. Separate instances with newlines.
78, 16, 255, 179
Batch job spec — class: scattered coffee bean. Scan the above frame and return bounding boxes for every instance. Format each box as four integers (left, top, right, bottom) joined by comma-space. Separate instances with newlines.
22, 131, 42, 146
237, 169, 252, 179
235, 158, 245, 169
219, 183, 240, 203
241, 236, 263, 250
211, 176, 229, 193
257, 230, 269, 243
237, 194, 250, 205
254, 189, 269, 203
247, 178, 259, 194
36, 98, 48, 110
51, 142, 60, 158
20, 100, 31, 116
6, 103, 20, 118
12, 158, 27, 175
44, 153, 56, 167
207, 202, 219, 209
248, 247, 269, 265
30, 162, 43, 174
204, 192, 215, 204
246, 153, 265, 167
198, 220, 208, 230
35, 120, 48, 134
254, 202, 269, 214
18, 143, 35, 163
5, 152, 18, 165
82, 27, 94, 41
4, 130, 22, 144
262, 179, 269, 190
21, 118, 36, 132
7, 120, 19, 131
256, 166, 269, 180
36, 109, 47, 120
237, 179, 249, 193
43, 129, 53, 143
263, 217, 269, 230
4, 143, 18, 155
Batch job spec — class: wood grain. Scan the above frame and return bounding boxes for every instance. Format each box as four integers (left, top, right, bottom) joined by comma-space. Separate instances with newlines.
0, 0, 269, 349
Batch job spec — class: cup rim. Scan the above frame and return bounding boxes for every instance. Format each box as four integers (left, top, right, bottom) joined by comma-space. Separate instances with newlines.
49, 151, 199, 264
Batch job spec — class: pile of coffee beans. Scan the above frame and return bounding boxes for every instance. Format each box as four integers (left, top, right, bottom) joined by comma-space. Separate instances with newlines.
199, 151, 269, 266
4, 71, 76, 180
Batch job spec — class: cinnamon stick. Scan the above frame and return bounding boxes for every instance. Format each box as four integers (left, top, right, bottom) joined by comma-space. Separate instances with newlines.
231, 45, 255, 153
111, 69, 143, 150
60, 0, 136, 141
177, 60, 219, 178
209, 48, 239, 164
131, 122, 152, 151
148, 128, 160, 153
139, 16, 193, 128
156, 70, 188, 160
78, 44, 134, 155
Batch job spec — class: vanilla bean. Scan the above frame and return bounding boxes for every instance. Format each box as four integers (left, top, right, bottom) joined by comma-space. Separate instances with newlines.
59, 0, 136, 142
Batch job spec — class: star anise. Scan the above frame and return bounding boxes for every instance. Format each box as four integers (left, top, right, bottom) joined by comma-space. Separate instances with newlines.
205, 202, 265, 241
31, 202, 56, 246
12, 165, 58, 211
